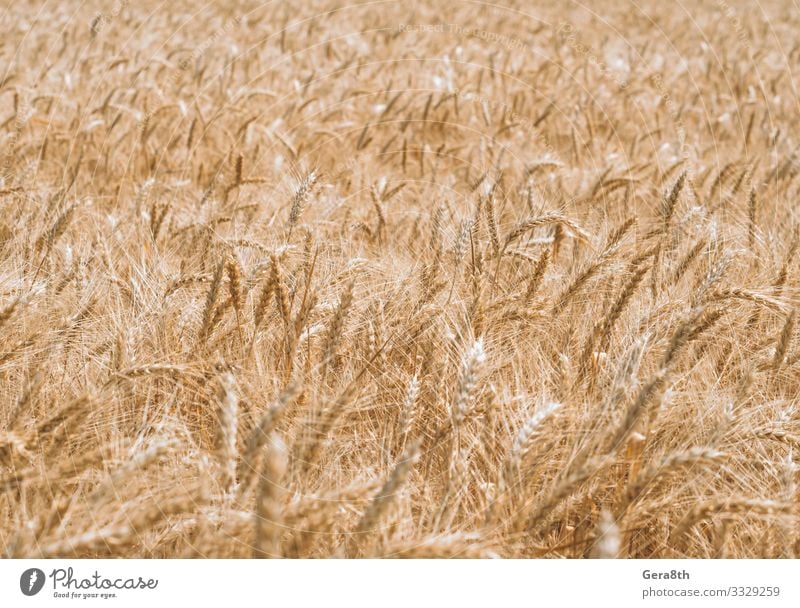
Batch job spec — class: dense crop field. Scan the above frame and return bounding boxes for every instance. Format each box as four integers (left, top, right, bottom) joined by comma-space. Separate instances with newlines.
1, 0, 799, 557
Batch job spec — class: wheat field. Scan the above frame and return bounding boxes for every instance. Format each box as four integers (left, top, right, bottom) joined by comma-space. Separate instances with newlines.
1, 0, 799, 558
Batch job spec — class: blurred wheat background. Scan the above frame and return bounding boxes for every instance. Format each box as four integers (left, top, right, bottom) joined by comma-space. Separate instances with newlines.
1, 0, 799, 558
